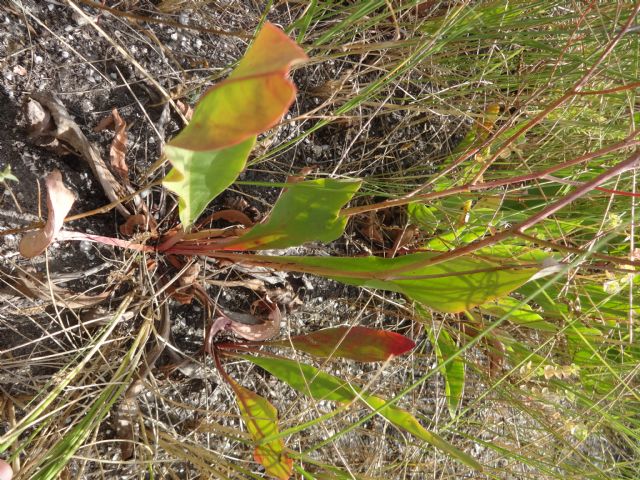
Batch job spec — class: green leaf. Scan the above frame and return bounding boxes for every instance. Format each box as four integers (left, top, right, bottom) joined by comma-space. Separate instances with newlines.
229, 378, 293, 479
428, 328, 465, 419
163, 137, 255, 227
240, 355, 482, 471
407, 202, 439, 234
245, 249, 543, 313
268, 326, 415, 362
220, 179, 361, 250
480, 297, 558, 332
0, 165, 18, 183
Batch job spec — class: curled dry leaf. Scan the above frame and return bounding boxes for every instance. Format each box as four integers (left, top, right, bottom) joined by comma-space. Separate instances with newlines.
19, 170, 75, 258
25, 93, 137, 217
357, 211, 385, 245
460, 318, 505, 377
176, 100, 194, 121
1, 267, 111, 312
196, 209, 255, 230
178, 262, 201, 287
227, 300, 281, 341
118, 214, 157, 237
286, 166, 315, 184
97, 108, 129, 183
111, 109, 128, 182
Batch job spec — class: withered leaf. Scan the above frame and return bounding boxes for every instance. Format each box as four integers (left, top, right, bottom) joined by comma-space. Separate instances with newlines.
109, 109, 129, 182
227, 301, 281, 341
94, 109, 129, 182
19, 170, 75, 258
26, 93, 136, 217
119, 214, 157, 237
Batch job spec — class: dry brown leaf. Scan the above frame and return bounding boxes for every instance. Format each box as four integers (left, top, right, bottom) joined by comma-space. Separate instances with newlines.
227, 298, 281, 341
26, 94, 137, 217
93, 108, 129, 182
176, 100, 194, 121
19, 170, 75, 258
13, 65, 27, 76
178, 262, 201, 287
109, 109, 129, 182
391, 225, 419, 254
196, 209, 254, 229
119, 213, 157, 236
358, 211, 385, 244
286, 166, 315, 184
24, 98, 54, 142
487, 337, 505, 377
460, 318, 505, 377
1, 268, 111, 311
93, 113, 115, 132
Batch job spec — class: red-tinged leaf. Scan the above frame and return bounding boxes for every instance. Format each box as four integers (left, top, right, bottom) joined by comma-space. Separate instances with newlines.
269, 326, 415, 362
229, 379, 293, 479
168, 23, 308, 152
19, 170, 75, 258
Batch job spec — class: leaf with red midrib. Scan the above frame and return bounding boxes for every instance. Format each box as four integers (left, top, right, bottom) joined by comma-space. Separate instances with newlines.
229, 378, 293, 479
269, 326, 415, 362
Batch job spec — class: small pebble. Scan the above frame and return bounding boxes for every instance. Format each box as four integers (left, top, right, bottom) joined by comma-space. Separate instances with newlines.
12, 65, 27, 76
80, 99, 93, 113
61, 50, 69, 59
170, 32, 178, 41
72, 11, 90, 26
34, 55, 43, 65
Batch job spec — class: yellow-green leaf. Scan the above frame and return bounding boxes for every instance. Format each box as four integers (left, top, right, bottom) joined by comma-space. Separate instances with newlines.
163, 23, 307, 228
234, 249, 544, 313
229, 378, 293, 479
219, 179, 361, 250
